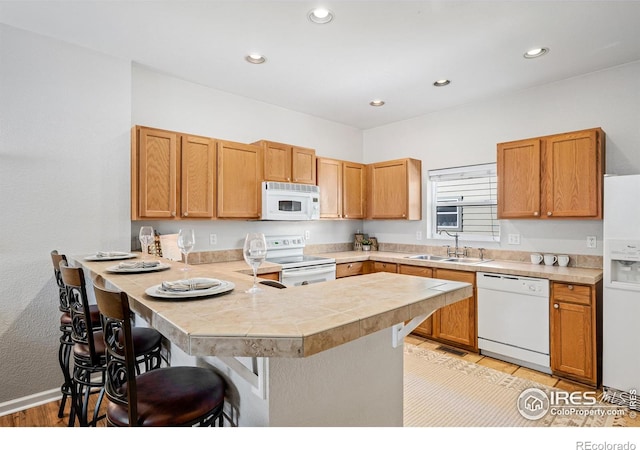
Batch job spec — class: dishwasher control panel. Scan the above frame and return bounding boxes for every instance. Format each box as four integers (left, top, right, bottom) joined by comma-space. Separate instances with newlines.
476, 272, 549, 297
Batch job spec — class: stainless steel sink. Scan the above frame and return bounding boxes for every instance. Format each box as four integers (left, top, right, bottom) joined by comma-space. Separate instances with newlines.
405, 254, 492, 264
405, 254, 451, 261
443, 257, 493, 264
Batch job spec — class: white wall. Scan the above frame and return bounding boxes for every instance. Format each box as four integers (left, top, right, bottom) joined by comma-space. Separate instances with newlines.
131, 66, 364, 250
0, 24, 131, 404
363, 61, 640, 255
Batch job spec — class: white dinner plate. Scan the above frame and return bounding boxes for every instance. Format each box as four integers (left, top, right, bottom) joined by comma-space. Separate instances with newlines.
105, 262, 171, 273
84, 252, 137, 261
145, 279, 235, 300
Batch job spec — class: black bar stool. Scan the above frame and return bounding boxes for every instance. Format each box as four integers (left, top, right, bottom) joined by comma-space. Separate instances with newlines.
59, 261, 163, 426
94, 284, 226, 426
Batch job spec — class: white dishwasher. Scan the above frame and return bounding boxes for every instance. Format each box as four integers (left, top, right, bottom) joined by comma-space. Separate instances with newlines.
476, 272, 551, 374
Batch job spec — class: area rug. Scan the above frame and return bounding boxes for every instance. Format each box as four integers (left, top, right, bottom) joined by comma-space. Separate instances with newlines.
403, 344, 628, 427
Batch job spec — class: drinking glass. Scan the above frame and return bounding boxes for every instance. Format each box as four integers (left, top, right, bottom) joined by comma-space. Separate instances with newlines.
139, 226, 154, 259
177, 228, 196, 272
243, 233, 267, 293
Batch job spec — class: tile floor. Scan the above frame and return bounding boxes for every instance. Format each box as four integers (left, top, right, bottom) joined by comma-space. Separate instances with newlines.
406, 334, 639, 427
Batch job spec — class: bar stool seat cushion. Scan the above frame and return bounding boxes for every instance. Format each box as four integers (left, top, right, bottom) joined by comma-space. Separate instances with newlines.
106, 366, 225, 427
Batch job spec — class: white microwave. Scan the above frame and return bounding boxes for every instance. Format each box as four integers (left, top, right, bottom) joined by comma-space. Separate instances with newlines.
261, 182, 320, 221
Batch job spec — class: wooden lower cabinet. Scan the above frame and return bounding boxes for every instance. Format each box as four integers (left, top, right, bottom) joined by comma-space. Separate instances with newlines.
258, 272, 280, 281
399, 265, 434, 336
336, 261, 372, 278
402, 266, 477, 352
372, 261, 397, 273
550, 281, 601, 387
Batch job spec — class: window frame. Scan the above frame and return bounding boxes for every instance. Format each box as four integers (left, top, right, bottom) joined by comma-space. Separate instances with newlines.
428, 163, 499, 242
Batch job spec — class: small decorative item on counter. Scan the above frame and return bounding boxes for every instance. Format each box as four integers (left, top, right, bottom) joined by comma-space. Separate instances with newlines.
354, 232, 365, 251
153, 230, 163, 257
369, 237, 378, 251
361, 239, 372, 251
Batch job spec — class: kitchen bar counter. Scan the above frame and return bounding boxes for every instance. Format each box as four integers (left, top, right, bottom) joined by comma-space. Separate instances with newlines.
320, 251, 603, 285
77, 256, 472, 358
72, 254, 472, 426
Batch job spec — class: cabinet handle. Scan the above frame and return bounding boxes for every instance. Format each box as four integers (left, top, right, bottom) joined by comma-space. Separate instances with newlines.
348, 264, 353, 268
547, 211, 552, 216
533, 211, 539, 217
553, 303, 559, 309
567, 285, 574, 290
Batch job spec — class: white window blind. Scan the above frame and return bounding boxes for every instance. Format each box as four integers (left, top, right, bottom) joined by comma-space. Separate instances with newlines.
429, 163, 499, 240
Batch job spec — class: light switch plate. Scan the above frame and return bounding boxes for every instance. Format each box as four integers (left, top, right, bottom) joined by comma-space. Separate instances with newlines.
508, 233, 520, 245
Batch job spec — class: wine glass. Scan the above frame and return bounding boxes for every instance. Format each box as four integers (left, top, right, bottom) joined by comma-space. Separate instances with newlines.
177, 228, 195, 272
138, 226, 154, 259
243, 233, 267, 294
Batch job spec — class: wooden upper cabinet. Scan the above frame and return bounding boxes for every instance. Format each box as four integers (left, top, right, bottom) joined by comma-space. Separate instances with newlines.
497, 138, 541, 219
181, 135, 216, 219
544, 129, 602, 218
342, 161, 366, 219
217, 140, 263, 219
254, 140, 316, 184
497, 128, 604, 220
132, 126, 178, 219
367, 158, 421, 220
317, 158, 366, 219
317, 157, 342, 218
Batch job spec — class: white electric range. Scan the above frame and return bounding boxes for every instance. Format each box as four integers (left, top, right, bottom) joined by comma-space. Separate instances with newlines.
264, 235, 336, 287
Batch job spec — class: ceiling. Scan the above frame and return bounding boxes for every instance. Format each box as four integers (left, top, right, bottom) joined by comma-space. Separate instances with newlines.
2, 1, 640, 129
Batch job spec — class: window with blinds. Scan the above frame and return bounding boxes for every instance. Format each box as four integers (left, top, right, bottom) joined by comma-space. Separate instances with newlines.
429, 163, 499, 240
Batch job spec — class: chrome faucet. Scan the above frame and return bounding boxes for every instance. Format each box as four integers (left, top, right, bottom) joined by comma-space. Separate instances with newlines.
438, 230, 467, 257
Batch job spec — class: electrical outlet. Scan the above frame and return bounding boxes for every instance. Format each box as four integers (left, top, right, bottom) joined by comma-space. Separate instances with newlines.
305, 230, 310, 240
508, 233, 521, 245
209, 234, 217, 246
587, 236, 597, 248
416, 231, 423, 240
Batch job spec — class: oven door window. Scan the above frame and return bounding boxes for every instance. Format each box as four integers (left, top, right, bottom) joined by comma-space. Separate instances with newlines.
278, 200, 302, 212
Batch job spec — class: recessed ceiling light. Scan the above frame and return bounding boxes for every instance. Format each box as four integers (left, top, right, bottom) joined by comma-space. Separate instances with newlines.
523, 47, 549, 59
245, 54, 266, 64
369, 99, 385, 107
433, 79, 451, 87
308, 8, 334, 24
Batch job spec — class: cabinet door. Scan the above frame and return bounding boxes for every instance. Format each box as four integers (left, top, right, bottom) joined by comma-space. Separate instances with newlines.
399, 264, 434, 337
343, 161, 366, 219
181, 135, 216, 219
136, 127, 178, 219
317, 157, 342, 218
433, 269, 477, 350
292, 146, 316, 184
550, 301, 594, 380
263, 141, 292, 182
497, 138, 541, 219
544, 129, 602, 218
368, 158, 421, 220
217, 141, 263, 219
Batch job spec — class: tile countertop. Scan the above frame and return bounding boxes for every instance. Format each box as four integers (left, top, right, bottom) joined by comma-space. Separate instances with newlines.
321, 251, 603, 285
76, 256, 472, 359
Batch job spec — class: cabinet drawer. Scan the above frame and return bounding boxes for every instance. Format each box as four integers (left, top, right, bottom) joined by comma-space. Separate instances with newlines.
258, 272, 280, 281
373, 262, 397, 273
336, 262, 367, 278
399, 264, 433, 278
552, 283, 592, 305
434, 268, 475, 285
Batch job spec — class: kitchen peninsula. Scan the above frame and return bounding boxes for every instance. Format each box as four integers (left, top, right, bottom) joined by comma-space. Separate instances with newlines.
74, 256, 472, 427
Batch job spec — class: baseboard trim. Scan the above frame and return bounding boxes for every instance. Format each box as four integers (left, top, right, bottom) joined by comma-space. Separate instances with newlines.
0, 389, 61, 417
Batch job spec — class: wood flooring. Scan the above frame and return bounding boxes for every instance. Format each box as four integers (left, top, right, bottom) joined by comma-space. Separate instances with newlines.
1, 335, 637, 427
